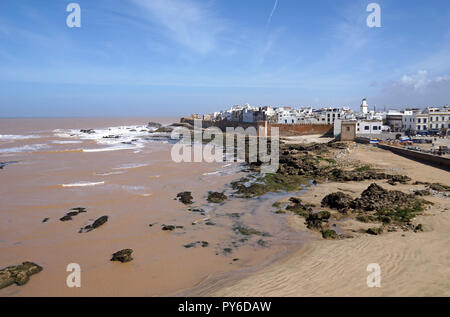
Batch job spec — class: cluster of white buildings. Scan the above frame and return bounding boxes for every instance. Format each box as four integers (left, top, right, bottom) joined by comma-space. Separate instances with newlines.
401, 107, 450, 134
198, 100, 449, 136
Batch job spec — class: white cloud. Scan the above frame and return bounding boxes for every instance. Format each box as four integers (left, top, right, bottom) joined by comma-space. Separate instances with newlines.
132, 0, 225, 54
376, 70, 450, 107
399, 70, 450, 92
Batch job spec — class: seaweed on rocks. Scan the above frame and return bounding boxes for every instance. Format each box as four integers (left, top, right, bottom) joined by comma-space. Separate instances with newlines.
176, 192, 194, 205
80, 216, 108, 233
0, 262, 43, 289
60, 207, 87, 221
111, 249, 133, 263
207, 192, 227, 204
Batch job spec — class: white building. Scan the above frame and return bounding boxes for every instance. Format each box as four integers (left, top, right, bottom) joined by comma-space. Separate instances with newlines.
361, 99, 369, 114
415, 113, 428, 132
402, 114, 416, 133
425, 106, 450, 130
357, 120, 383, 135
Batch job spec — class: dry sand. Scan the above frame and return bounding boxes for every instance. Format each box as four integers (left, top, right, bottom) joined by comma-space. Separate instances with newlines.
210, 144, 450, 297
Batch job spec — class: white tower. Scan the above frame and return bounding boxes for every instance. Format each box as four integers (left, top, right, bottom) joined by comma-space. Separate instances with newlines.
361, 98, 369, 114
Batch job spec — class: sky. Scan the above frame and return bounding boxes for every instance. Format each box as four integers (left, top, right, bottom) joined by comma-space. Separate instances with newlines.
0, 0, 449, 117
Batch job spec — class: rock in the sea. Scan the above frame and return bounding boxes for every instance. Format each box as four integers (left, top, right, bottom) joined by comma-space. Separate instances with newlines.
80, 129, 95, 134
60, 215, 73, 222
81, 215, 108, 233
154, 126, 174, 133
183, 241, 209, 248
110, 249, 133, 263
176, 192, 194, 205
60, 207, 88, 222
91, 216, 108, 229
162, 225, 176, 231
170, 122, 194, 130
147, 122, 162, 129
207, 192, 227, 204
0, 161, 18, 170
42, 218, 49, 223
0, 262, 43, 289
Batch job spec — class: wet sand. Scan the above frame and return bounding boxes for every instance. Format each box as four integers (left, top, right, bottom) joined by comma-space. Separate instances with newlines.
2, 120, 449, 297
209, 144, 450, 297
0, 118, 308, 296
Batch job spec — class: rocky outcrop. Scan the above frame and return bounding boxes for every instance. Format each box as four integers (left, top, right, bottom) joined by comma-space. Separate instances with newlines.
275, 142, 411, 185
286, 197, 314, 217
207, 192, 227, 204
60, 207, 87, 221
110, 249, 133, 263
321, 192, 354, 212
161, 224, 184, 231
322, 183, 429, 226
147, 122, 162, 129
0, 161, 18, 170
154, 126, 174, 133
80, 215, 108, 233
184, 241, 209, 248
0, 262, 43, 289
305, 210, 331, 230
170, 122, 194, 130
176, 192, 194, 205
351, 183, 414, 212
80, 129, 95, 134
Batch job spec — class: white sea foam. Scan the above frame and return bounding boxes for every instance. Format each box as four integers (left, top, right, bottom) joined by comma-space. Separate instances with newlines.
94, 171, 124, 176
0, 134, 41, 141
82, 145, 139, 153
61, 181, 105, 188
202, 171, 221, 176
112, 163, 148, 170
0, 144, 49, 153
52, 124, 172, 152
52, 140, 82, 144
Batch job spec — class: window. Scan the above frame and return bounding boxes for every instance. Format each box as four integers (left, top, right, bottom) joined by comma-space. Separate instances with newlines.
346, 127, 350, 132
364, 126, 370, 130
373, 126, 378, 130
418, 119, 421, 123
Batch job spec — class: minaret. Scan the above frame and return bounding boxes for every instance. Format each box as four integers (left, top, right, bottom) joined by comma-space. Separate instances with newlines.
361, 98, 369, 114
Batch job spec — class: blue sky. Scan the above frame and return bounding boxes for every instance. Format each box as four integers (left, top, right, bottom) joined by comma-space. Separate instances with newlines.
0, 0, 449, 117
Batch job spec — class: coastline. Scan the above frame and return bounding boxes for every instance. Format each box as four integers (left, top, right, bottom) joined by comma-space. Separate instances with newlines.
1, 119, 449, 297
206, 144, 450, 297
0, 118, 311, 296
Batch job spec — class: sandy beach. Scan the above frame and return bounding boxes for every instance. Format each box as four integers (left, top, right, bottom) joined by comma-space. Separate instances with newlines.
208, 144, 450, 297
1, 120, 449, 297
